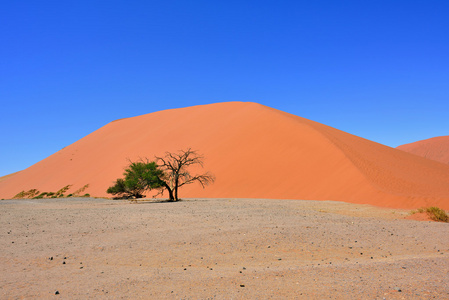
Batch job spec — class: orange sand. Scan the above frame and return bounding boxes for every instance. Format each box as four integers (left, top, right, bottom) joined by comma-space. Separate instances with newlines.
397, 136, 449, 165
1, 102, 449, 209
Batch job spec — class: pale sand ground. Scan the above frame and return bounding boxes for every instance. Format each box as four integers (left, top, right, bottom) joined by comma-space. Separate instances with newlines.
1, 198, 448, 299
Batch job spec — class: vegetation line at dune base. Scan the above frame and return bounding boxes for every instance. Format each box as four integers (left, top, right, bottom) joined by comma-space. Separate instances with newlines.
12, 184, 90, 199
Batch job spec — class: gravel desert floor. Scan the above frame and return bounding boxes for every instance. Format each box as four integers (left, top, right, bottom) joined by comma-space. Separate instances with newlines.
1, 197, 448, 299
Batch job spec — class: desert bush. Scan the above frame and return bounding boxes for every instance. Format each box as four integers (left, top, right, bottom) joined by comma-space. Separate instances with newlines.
83, 193, 90, 197
13, 189, 40, 199
73, 184, 89, 196
426, 207, 448, 222
32, 192, 47, 199
410, 207, 448, 222
55, 185, 72, 197
13, 191, 26, 199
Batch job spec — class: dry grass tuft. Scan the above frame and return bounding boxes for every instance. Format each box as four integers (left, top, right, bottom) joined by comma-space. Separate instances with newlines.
410, 207, 448, 222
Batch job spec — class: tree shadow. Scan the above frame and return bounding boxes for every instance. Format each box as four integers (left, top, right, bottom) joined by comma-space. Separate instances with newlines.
129, 198, 180, 204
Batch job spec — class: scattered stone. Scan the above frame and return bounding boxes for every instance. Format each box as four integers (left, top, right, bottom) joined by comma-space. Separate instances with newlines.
240, 284, 245, 287
55, 291, 60, 295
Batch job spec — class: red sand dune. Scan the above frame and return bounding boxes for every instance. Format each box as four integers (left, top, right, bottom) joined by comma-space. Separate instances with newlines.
397, 136, 449, 165
1, 102, 449, 209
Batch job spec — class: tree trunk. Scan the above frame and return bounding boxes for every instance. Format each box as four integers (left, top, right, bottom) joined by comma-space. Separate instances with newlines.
168, 189, 175, 201
173, 173, 179, 201
163, 182, 175, 201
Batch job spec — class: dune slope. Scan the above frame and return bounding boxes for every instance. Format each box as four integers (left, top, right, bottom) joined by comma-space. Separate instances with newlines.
397, 136, 449, 165
1, 102, 449, 209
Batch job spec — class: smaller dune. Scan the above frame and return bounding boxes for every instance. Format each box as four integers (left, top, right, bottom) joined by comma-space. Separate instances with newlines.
397, 136, 449, 164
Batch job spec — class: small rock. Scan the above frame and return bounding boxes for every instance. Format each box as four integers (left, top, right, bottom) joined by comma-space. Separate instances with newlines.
240, 284, 245, 287
55, 291, 60, 295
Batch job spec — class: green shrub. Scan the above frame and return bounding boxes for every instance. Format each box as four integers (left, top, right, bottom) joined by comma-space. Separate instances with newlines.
107, 161, 163, 199
83, 193, 90, 197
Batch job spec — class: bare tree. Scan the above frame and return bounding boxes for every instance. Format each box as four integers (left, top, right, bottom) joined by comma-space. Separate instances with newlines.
155, 148, 215, 201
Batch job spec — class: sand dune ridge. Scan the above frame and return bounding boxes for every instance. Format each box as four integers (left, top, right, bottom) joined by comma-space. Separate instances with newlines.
1, 102, 448, 209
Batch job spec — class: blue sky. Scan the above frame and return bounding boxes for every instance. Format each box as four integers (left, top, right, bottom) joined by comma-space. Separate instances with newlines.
1, 1, 448, 176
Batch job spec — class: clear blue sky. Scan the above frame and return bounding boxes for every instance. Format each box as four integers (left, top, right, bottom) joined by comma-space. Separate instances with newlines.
1, 1, 448, 177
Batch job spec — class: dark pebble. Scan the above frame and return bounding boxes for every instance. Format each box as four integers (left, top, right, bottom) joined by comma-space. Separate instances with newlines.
55, 291, 60, 295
